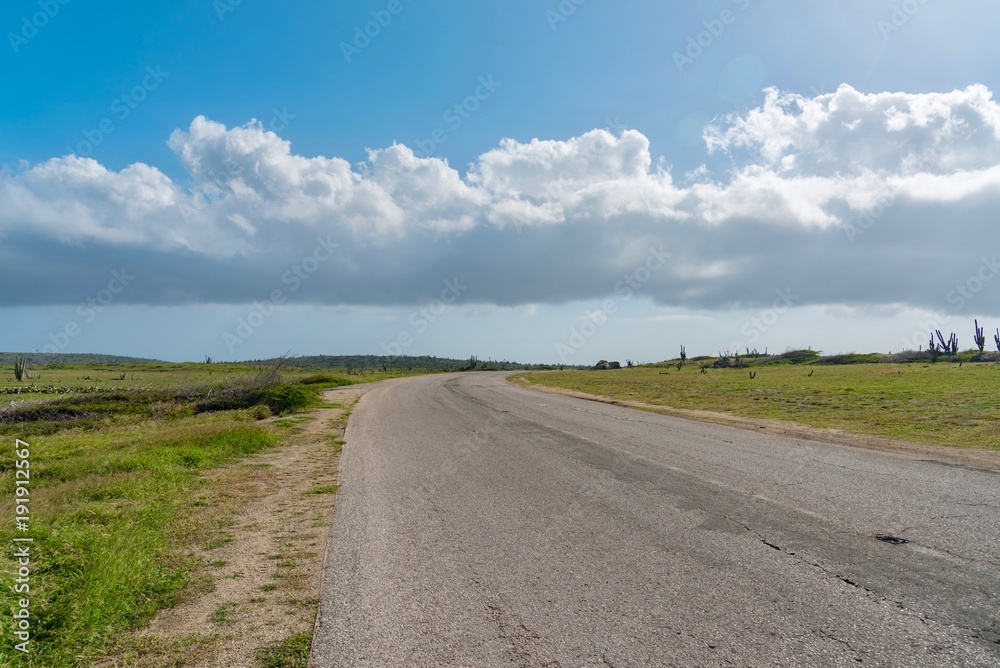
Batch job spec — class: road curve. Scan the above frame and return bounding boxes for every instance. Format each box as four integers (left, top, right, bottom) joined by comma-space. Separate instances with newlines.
312, 372, 1000, 667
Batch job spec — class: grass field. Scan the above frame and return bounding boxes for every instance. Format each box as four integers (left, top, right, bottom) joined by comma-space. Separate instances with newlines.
0, 362, 408, 666
517, 361, 1000, 450
0, 360, 423, 403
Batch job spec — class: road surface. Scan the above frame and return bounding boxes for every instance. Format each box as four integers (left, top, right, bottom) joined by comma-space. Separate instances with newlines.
312, 373, 1000, 666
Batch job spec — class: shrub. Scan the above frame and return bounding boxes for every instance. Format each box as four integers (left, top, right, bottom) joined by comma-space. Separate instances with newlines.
250, 404, 272, 420
261, 385, 319, 414
815, 353, 885, 365
756, 349, 820, 365
298, 374, 353, 387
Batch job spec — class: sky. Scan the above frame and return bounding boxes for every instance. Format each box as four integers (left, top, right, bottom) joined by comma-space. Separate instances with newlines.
2, 0, 1000, 364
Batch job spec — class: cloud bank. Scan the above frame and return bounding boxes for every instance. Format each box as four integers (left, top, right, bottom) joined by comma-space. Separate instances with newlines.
2, 84, 999, 314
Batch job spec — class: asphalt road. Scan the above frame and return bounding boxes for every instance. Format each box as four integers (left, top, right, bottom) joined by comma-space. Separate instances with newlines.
312, 372, 1000, 667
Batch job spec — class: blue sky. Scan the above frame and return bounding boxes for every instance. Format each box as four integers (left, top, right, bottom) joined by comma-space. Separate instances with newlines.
2, 0, 1000, 363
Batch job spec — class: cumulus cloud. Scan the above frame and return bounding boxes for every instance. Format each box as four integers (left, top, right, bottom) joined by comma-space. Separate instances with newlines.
1, 85, 999, 315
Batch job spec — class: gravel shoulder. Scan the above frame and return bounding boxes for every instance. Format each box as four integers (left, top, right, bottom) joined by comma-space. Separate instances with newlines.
103, 385, 367, 667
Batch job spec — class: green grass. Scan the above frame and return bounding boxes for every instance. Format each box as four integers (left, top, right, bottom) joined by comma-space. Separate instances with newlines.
0, 407, 280, 666
0, 360, 432, 403
254, 632, 312, 668
208, 603, 236, 626
517, 362, 1000, 449
0, 362, 380, 666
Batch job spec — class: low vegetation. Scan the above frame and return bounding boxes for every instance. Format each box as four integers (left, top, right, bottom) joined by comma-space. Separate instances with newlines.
0, 364, 349, 666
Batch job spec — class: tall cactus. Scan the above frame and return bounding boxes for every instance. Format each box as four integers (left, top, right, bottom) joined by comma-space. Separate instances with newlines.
13, 356, 26, 382
995, 328, 1000, 352
936, 330, 958, 356
974, 320, 986, 354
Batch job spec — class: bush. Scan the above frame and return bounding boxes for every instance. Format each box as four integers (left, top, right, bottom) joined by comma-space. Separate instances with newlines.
298, 374, 354, 387
756, 349, 820, 365
194, 366, 285, 413
815, 353, 885, 365
261, 385, 319, 414
250, 404, 272, 420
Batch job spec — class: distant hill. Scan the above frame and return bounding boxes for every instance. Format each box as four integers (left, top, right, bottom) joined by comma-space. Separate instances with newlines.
246, 354, 567, 372
0, 352, 164, 366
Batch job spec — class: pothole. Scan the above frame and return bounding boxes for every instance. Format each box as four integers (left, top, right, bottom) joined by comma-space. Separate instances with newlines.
874, 534, 909, 545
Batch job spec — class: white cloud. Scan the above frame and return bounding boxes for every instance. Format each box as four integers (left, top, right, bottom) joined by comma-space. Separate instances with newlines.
2, 84, 1000, 316
703, 84, 1000, 175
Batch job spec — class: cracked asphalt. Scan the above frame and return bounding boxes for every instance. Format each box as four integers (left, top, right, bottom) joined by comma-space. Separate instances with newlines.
311, 373, 1000, 667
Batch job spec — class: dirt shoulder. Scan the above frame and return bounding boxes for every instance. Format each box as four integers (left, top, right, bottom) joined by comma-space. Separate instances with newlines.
104, 385, 368, 667
510, 377, 1000, 473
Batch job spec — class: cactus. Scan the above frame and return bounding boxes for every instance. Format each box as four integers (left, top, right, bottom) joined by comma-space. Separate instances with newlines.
935, 330, 958, 356
679, 345, 686, 363
928, 334, 939, 363
13, 356, 26, 382
974, 320, 986, 354
995, 328, 1000, 352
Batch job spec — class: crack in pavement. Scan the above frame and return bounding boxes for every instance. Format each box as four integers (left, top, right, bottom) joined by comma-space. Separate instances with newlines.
485, 599, 544, 666
719, 513, 1000, 653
